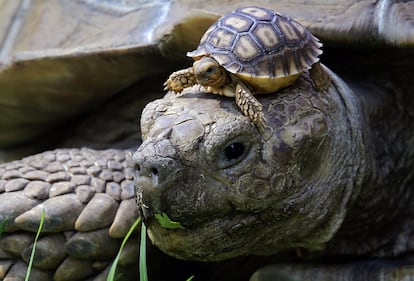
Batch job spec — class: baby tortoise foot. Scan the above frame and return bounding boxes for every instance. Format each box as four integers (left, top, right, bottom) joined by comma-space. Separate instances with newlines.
164, 67, 196, 93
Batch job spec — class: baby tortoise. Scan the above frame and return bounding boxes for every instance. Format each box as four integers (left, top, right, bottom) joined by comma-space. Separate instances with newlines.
165, 6, 322, 132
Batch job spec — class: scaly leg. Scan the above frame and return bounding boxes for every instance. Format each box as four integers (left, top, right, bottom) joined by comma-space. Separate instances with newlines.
309, 62, 330, 90
235, 83, 267, 134
164, 67, 196, 93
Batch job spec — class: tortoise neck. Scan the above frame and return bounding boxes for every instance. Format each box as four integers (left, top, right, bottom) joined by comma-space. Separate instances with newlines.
326, 72, 414, 257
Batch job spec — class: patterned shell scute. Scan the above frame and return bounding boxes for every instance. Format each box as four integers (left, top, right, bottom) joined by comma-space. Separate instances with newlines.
188, 6, 322, 79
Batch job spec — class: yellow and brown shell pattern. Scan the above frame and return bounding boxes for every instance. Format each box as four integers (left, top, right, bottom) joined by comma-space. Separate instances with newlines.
188, 6, 322, 93
165, 6, 323, 133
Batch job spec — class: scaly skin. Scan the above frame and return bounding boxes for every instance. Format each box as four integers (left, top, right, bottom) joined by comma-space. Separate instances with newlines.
0, 147, 282, 281
0, 148, 139, 281
135, 67, 414, 264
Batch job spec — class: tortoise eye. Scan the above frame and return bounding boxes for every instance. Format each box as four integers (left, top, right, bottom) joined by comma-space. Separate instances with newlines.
204, 64, 219, 77
205, 66, 214, 74
224, 142, 245, 162
216, 139, 251, 169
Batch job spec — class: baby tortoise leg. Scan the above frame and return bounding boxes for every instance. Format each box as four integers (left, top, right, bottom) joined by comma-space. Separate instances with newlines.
206, 85, 234, 97
164, 67, 196, 93
310, 62, 330, 90
235, 83, 268, 135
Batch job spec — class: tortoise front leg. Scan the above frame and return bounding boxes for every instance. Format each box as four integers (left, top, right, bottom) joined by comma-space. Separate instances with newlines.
164, 67, 196, 93
235, 82, 267, 134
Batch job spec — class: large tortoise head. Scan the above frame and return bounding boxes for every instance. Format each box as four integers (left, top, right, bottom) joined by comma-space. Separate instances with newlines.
134, 71, 362, 261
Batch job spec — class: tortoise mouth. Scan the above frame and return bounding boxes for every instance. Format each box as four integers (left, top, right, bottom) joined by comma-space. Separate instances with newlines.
139, 191, 236, 232
144, 211, 266, 261
143, 203, 233, 230
135, 162, 238, 229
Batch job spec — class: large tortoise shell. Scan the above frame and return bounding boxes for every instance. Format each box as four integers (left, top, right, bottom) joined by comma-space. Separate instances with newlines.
187, 6, 322, 79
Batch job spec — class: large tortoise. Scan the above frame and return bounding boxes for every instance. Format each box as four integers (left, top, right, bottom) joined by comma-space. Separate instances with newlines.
1, 0, 414, 281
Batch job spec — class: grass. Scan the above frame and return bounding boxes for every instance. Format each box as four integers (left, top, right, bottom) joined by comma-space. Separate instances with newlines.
2, 214, 194, 281
139, 221, 148, 281
108, 215, 194, 281
25, 208, 45, 281
107, 216, 142, 281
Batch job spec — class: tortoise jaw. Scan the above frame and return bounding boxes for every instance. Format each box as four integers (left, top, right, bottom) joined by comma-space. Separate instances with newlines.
144, 213, 245, 261
135, 176, 158, 220
144, 209, 292, 262
135, 173, 180, 221
135, 168, 234, 229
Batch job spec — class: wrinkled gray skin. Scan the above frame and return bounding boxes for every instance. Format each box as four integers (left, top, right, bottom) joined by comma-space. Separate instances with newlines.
134, 65, 414, 263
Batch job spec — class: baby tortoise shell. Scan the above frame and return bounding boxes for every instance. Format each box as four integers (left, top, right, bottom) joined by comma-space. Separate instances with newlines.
165, 6, 323, 132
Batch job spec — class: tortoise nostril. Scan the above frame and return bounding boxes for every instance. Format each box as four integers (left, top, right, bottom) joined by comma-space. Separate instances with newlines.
133, 152, 174, 184
151, 167, 159, 176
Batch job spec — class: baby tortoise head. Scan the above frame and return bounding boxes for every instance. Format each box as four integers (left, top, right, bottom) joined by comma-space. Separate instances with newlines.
193, 56, 228, 89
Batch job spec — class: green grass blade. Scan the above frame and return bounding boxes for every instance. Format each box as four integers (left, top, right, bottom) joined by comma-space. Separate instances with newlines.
140, 222, 148, 281
154, 213, 185, 229
186, 275, 195, 281
107, 217, 141, 281
25, 208, 45, 281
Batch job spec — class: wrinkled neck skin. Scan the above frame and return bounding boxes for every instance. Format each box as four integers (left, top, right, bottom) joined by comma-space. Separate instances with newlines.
134, 67, 413, 262
324, 68, 414, 258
